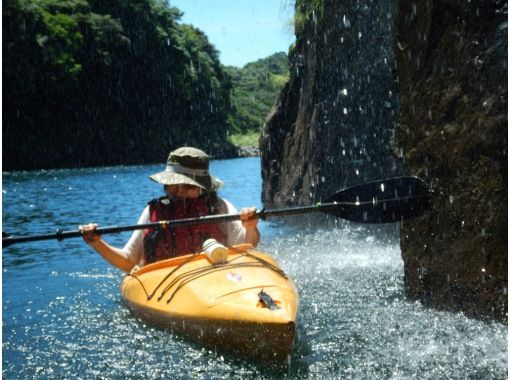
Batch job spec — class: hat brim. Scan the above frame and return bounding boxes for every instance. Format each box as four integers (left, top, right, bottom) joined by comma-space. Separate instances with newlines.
149, 171, 223, 191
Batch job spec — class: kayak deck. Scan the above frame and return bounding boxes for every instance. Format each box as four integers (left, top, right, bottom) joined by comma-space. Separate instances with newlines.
120, 244, 299, 363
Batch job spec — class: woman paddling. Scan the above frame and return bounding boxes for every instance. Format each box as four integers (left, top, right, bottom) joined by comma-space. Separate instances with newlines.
80, 147, 260, 272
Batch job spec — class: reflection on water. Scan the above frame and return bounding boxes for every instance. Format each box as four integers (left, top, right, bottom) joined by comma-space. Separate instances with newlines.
3, 158, 507, 379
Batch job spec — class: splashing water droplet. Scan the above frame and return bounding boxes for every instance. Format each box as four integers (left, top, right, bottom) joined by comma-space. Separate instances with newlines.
343, 15, 351, 28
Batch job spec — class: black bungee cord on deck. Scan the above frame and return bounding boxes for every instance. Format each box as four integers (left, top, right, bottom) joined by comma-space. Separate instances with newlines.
160, 248, 289, 304
128, 245, 289, 305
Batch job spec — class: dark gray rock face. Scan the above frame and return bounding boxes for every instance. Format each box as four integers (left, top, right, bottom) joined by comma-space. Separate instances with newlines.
394, 0, 507, 322
261, 0, 404, 207
261, 0, 507, 322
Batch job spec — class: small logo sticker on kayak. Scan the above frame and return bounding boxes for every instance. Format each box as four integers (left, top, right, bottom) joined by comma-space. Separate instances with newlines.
227, 272, 242, 282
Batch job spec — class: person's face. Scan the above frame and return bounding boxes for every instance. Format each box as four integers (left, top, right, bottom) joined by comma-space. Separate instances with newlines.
165, 184, 202, 199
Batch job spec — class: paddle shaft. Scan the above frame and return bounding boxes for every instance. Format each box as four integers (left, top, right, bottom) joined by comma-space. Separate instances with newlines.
2, 176, 431, 247
1, 203, 338, 246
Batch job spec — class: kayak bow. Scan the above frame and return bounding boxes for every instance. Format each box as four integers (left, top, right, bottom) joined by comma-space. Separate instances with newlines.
120, 244, 299, 363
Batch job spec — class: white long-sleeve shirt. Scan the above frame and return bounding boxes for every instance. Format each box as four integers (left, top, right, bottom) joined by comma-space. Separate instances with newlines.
121, 197, 247, 264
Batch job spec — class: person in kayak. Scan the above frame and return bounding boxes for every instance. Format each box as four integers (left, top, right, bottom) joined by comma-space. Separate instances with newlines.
79, 147, 260, 272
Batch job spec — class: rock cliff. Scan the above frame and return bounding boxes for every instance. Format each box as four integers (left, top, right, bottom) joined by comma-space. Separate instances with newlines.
394, 0, 507, 322
261, 0, 507, 321
261, 0, 404, 207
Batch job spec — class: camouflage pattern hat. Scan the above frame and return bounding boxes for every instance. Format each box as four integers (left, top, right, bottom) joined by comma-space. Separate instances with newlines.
149, 147, 223, 191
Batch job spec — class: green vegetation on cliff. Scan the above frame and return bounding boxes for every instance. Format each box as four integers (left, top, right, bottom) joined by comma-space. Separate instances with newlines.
225, 52, 289, 147
3, 0, 235, 170
3, 0, 289, 169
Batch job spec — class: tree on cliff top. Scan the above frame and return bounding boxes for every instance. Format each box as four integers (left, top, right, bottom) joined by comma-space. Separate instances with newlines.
225, 52, 289, 146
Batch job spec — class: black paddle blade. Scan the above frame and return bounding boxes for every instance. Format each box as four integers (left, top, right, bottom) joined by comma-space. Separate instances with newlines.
325, 176, 431, 223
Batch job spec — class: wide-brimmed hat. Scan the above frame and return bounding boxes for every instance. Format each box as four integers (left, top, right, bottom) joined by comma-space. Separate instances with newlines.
149, 147, 223, 191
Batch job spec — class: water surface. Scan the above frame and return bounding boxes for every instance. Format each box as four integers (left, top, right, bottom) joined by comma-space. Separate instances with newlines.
2, 158, 507, 379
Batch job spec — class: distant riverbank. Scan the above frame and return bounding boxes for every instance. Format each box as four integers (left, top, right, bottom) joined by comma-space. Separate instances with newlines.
237, 146, 260, 157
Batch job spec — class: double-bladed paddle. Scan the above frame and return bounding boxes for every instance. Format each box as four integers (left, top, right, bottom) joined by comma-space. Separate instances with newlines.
2, 176, 431, 248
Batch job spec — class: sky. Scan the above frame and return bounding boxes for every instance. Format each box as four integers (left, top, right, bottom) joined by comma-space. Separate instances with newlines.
169, 0, 296, 67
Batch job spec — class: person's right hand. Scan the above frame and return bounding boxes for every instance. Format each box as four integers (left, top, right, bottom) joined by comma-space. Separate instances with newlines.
79, 223, 102, 245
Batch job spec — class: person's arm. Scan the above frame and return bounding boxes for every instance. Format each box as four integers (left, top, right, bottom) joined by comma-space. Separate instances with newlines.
80, 227, 136, 272
218, 198, 260, 247
79, 207, 148, 272
239, 207, 260, 247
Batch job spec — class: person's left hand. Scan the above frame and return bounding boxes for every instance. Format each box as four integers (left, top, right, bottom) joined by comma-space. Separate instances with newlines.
240, 207, 258, 229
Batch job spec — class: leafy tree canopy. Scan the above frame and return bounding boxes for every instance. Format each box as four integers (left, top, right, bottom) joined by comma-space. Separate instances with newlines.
225, 52, 289, 139
3, 0, 288, 169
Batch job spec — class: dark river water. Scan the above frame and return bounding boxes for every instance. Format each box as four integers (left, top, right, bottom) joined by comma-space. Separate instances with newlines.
2, 157, 507, 379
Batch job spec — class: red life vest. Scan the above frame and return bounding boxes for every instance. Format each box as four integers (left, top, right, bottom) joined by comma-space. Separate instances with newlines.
143, 195, 226, 264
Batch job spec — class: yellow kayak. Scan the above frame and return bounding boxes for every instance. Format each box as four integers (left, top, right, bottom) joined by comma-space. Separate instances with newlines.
120, 244, 299, 363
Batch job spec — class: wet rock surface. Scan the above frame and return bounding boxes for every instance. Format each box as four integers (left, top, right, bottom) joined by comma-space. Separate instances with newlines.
395, 0, 507, 322
261, 0, 404, 207
261, 0, 507, 322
